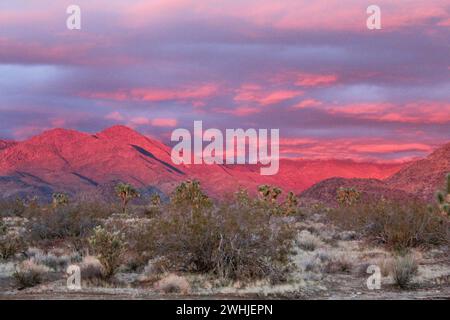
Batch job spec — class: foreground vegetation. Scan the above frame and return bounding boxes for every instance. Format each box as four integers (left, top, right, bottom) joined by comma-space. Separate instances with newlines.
0, 177, 449, 297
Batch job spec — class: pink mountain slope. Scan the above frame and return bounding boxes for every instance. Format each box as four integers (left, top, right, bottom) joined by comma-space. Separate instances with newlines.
300, 142, 450, 205
0, 125, 407, 200
386, 142, 450, 201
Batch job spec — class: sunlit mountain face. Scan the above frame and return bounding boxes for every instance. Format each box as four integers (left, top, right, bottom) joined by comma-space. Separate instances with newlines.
0, 126, 407, 200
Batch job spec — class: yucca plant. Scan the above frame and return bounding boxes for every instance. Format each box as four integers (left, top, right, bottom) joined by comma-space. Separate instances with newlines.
115, 183, 140, 214
436, 173, 450, 215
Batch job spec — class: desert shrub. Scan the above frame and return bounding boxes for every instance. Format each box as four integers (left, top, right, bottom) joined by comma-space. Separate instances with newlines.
13, 260, 49, 289
27, 205, 98, 250
141, 187, 295, 282
436, 173, 450, 215
392, 254, 418, 288
88, 226, 125, 278
0, 222, 26, 261
0, 235, 25, 261
329, 200, 449, 250
27, 248, 79, 271
323, 255, 353, 274
0, 198, 29, 217
0, 220, 6, 236
297, 230, 323, 251
79, 256, 104, 280
154, 273, 191, 294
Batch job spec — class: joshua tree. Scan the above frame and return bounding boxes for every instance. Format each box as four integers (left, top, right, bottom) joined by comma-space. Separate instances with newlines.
283, 191, 299, 215
257, 185, 284, 215
150, 193, 161, 207
336, 187, 361, 207
52, 193, 69, 208
115, 183, 140, 213
171, 180, 212, 215
437, 173, 450, 215
258, 184, 282, 204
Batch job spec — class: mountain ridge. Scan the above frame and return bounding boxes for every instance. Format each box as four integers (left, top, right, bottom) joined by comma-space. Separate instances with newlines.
1, 125, 439, 201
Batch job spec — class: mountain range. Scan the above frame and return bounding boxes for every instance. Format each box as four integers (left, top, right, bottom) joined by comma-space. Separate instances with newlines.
0, 125, 448, 204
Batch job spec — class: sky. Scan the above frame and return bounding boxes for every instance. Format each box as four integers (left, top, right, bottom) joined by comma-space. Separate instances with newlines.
0, 0, 449, 162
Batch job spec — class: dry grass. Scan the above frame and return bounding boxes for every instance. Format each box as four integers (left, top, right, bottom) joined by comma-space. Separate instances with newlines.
392, 254, 418, 288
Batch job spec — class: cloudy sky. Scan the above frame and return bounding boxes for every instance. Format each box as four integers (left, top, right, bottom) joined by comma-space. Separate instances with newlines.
0, 0, 449, 161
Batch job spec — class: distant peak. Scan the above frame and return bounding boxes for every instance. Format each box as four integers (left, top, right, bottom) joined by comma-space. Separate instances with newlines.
0, 139, 16, 150
98, 125, 140, 137
41, 128, 76, 135
35, 127, 89, 139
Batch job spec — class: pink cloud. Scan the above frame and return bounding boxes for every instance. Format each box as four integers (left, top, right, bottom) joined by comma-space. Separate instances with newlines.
292, 99, 323, 109
128, 117, 177, 128
151, 118, 178, 127
234, 84, 303, 106
129, 117, 151, 126
295, 73, 338, 87
105, 111, 125, 121
270, 71, 338, 87
279, 137, 435, 161
84, 84, 218, 103
214, 106, 262, 116
326, 102, 450, 124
